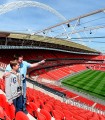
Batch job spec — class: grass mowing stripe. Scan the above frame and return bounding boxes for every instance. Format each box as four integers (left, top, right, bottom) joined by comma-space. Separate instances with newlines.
62, 70, 98, 87
84, 73, 102, 89
77, 71, 103, 92
92, 72, 105, 92
99, 83, 105, 96
64, 70, 94, 81
99, 81, 105, 96
62, 70, 105, 100
62, 82, 105, 100
62, 70, 91, 82
74, 70, 94, 79
71, 71, 99, 88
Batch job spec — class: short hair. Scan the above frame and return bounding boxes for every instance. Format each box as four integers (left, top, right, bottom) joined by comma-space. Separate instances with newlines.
13, 54, 23, 60
10, 60, 19, 69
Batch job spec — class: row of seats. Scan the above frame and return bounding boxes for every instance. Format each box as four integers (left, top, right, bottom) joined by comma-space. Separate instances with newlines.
0, 78, 105, 119
0, 49, 103, 64
30, 64, 87, 81
0, 94, 30, 120
95, 103, 105, 111
26, 87, 105, 120
44, 84, 105, 111
86, 64, 105, 71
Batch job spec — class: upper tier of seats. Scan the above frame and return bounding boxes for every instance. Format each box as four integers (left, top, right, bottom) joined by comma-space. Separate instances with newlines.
0, 49, 103, 64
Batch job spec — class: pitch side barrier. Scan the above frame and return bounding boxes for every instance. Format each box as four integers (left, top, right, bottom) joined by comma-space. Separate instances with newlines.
26, 78, 66, 98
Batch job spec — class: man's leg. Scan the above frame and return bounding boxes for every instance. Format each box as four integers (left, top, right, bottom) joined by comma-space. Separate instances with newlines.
23, 79, 26, 111
16, 95, 23, 112
13, 99, 17, 113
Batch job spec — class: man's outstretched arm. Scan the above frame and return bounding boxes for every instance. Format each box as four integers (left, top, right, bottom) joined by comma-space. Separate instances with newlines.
30, 59, 46, 68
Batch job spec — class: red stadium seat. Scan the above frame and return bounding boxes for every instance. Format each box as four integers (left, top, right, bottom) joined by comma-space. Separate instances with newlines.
40, 109, 51, 120
26, 102, 38, 117
0, 84, 5, 92
0, 94, 6, 109
52, 110, 64, 120
5, 102, 15, 120
74, 115, 85, 120
63, 110, 73, 118
53, 105, 62, 111
42, 104, 52, 113
36, 111, 46, 120
0, 106, 5, 120
16, 111, 29, 120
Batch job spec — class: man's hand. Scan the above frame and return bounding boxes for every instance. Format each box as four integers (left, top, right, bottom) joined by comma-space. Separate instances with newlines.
3, 72, 11, 79
8, 101, 13, 105
30, 59, 46, 68
40, 59, 46, 64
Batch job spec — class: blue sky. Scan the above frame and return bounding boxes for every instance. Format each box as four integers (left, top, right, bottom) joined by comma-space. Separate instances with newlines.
0, 0, 105, 52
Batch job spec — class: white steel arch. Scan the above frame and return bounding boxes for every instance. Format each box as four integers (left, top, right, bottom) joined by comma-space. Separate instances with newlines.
0, 1, 82, 44
0, 1, 66, 21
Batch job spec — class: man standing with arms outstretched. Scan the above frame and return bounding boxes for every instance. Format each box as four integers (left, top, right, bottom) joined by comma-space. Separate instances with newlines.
4, 54, 45, 113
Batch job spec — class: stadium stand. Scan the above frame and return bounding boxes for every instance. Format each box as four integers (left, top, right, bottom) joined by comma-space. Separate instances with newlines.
0, 32, 105, 119
0, 76, 105, 119
26, 87, 105, 120
95, 103, 105, 111
30, 64, 87, 81
0, 49, 103, 64
44, 84, 97, 107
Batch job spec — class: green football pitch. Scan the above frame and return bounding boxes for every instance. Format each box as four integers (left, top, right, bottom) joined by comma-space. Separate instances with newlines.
62, 69, 105, 100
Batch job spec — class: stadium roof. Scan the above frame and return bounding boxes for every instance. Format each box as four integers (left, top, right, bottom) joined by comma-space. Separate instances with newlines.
0, 31, 100, 55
